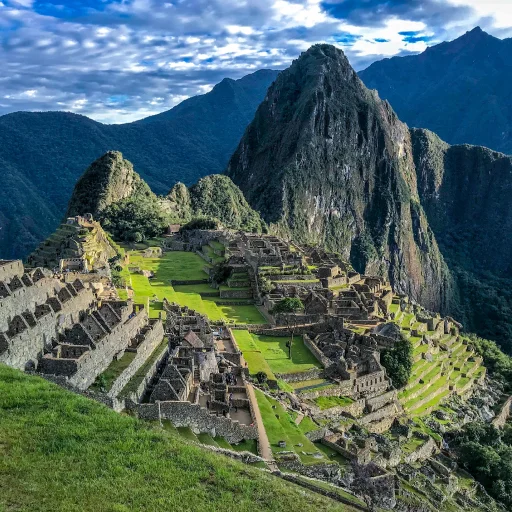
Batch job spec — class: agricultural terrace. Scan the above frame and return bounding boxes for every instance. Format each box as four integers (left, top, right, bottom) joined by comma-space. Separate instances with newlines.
233, 330, 322, 379
393, 302, 486, 418
254, 388, 329, 464
119, 249, 266, 325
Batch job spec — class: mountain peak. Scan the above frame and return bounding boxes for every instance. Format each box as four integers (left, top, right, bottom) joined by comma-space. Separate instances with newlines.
66, 151, 150, 217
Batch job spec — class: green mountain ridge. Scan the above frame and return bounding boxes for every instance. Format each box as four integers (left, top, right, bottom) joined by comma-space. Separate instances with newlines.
0, 69, 279, 258
65, 151, 265, 240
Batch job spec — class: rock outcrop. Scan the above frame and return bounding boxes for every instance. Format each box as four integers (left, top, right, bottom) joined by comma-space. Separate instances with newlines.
227, 44, 451, 311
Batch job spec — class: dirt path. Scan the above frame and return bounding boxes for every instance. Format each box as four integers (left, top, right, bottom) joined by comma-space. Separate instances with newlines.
245, 383, 278, 471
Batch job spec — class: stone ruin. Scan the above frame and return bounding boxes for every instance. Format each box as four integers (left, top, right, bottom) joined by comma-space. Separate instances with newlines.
0, 259, 165, 395
27, 215, 116, 272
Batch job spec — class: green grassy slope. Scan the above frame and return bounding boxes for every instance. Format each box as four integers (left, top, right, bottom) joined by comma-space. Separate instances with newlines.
0, 365, 349, 512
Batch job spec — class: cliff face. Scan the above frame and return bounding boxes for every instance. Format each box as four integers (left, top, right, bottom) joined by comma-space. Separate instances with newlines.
412, 129, 512, 348
227, 44, 450, 310
412, 128, 512, 274
66, 151, 153, 217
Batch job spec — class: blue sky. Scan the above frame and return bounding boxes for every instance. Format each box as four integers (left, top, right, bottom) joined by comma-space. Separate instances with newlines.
0, 0, 510, 123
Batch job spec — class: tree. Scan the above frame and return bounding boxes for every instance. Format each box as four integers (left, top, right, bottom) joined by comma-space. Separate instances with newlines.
271, 297, 304, 359
381, 335, 413, 388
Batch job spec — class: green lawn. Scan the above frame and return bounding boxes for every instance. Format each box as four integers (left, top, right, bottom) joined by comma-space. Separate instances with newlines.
124, 251, 266, 325
254, 389, 327, 464
129, 250, 209, 281
233, 331, 321, 376
90, 351, 136, 392
0, 365, 347, 512
173, 283, 218, 294
313, 396, 354, 410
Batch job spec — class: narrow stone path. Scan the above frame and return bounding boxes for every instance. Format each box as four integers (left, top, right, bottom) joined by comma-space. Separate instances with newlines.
245, 383, 277, 470
294, 412, 304, 426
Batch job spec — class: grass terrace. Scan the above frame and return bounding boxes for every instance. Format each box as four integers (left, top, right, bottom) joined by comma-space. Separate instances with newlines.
120, 250, 265, 324
254, 389, 328, 464
313, 396, 354, 410
90, 351, 136, 392
0, 365, 348, 512
233, 330, 322, 378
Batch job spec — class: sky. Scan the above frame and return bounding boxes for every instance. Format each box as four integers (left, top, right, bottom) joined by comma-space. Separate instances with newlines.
0, 0, 511, 124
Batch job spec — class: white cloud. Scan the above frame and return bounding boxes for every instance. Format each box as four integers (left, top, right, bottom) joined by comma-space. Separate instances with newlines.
448, 0, 512, 30
0, 0, 510, 123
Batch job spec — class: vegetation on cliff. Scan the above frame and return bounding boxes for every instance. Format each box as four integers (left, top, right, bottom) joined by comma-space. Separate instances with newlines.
66, 154, 265, 242
66, 151, 154, 218
381, 336, 413, 388
412, 128, 512, 353
452, 422, 512, 509
167, 174, 266, 232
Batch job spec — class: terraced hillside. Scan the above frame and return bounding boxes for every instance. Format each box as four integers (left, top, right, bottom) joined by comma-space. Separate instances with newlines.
28, 217, 117, 271
119, 247, 266, 324
392, 299, 486, 417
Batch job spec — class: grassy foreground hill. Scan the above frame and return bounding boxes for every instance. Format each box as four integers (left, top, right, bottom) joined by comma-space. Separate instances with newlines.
0, 364, 348, 512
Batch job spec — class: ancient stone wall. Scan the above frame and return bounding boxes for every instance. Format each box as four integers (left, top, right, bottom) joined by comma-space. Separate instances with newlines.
312, 398, 366, 421
219, 289, 253, 299
275, 368, 322, 383
0, 285, 95, 370
68, 309, 149, 390
492, 396, 512, 428
302, 334, 331, 367
404, 437, 438, 464
365, 390, 397, 412
124, 342, 170, 404
0, 260, 24, 282
136, 401, 258, 444
359, 403, 397, 426
108, 320, 165, 398
300, 380, 354, 400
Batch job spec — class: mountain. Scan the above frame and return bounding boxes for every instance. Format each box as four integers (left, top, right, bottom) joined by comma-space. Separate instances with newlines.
66, 151, 155, 217
412, 128, 512, 347
359, 27, 512, 155
227, 43, 512, 352
0, 69, 279, 259
227, 44, 451, 312
64, 151, 264, 242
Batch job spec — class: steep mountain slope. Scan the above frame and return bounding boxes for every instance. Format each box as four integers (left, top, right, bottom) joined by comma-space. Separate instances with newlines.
359, 27, 512, 155
0, 69, 279, 259
65, 152, 264, 241
167, 174, 266, 233
227, 44, 451, 311
412, 128, 512, 348
66, 151, 155, 217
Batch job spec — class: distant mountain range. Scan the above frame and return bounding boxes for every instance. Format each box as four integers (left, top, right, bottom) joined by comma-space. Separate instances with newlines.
359, 27, 512, 155
0, 69, 279, 258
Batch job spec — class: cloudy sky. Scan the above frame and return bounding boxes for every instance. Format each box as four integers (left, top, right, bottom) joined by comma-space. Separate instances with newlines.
0, 0, 511, 123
